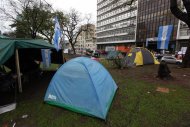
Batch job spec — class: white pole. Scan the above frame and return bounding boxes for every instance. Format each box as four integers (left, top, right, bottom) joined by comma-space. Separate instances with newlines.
15, 49, 22, 93
163, 49, 165, 55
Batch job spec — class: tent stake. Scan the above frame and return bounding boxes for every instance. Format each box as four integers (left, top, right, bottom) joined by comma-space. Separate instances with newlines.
15, 49, 22, 93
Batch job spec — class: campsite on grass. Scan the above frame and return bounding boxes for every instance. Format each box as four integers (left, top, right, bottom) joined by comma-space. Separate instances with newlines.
1, 52, 190, 127
1, 0, 190, 126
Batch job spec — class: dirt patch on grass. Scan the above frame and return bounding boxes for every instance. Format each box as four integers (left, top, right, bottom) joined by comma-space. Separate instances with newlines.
110, 64, 190, 88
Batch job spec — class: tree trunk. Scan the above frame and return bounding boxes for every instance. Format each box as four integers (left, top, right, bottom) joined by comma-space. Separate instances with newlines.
182, 41, 190, 67
157, 61, 172, 80
71, 43, 76, 54
170, 0, 190, 68
31, 31, 36, 39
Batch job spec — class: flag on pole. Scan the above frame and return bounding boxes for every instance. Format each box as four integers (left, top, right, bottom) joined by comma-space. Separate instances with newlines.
157, 25, 173, 49
53, 16, 61, 51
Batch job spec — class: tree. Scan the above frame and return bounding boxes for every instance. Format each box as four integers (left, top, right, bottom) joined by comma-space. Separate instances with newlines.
0, 0, 54, 41
39, 11, 66, 43
2, 31, 16, 38
62, 9, 93, 54
170, 0, 190, 68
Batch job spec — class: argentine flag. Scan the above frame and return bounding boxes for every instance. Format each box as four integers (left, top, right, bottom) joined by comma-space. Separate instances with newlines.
157, 25, 173, 49
53, 16, 61, 51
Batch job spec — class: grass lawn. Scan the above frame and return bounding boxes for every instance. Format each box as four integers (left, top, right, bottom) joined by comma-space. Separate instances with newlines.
1, 59, 190, 127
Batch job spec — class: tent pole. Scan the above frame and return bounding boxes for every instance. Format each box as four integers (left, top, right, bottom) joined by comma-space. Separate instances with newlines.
15, 49, 22, 93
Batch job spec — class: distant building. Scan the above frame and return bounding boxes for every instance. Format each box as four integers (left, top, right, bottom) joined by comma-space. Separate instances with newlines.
96, 0, 138, 50
76, 24, 96, 54
61, 40, 70, 50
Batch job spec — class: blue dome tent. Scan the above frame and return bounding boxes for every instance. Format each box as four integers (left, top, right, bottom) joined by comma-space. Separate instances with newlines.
44, 57, 118, 119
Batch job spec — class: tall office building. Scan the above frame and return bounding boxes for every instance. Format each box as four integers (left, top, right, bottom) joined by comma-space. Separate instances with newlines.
96, 0, 189, 52
96, 0, 138, 50
137, 0, 180, 51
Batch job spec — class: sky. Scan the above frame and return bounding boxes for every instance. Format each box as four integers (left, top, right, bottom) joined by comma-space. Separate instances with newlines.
46, 0, 97, 23
0, 0, 97, 33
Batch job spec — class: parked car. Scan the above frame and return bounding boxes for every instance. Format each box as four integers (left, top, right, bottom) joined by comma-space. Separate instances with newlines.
161, 56, 182, 64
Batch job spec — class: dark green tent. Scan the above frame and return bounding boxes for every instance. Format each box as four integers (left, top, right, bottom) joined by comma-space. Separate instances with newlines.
0, 38, 54, 65
0, 35, 10, 39
0, 38, 55, 92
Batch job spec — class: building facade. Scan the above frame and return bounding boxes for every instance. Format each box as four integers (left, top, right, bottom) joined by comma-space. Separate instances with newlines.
96, 0, 190, 53
136, 0, 179, 52
96, 0, 138, 50
136, 0, 190, 52
75, 24, 97, 54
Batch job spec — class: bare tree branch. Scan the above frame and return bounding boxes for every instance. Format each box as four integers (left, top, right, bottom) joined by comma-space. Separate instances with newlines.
61, 8, 94, 54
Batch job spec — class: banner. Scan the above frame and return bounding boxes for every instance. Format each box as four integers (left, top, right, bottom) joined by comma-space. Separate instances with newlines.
157, 25, 173, 49
53, 16, 61, 51
41, 49, 51, 68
